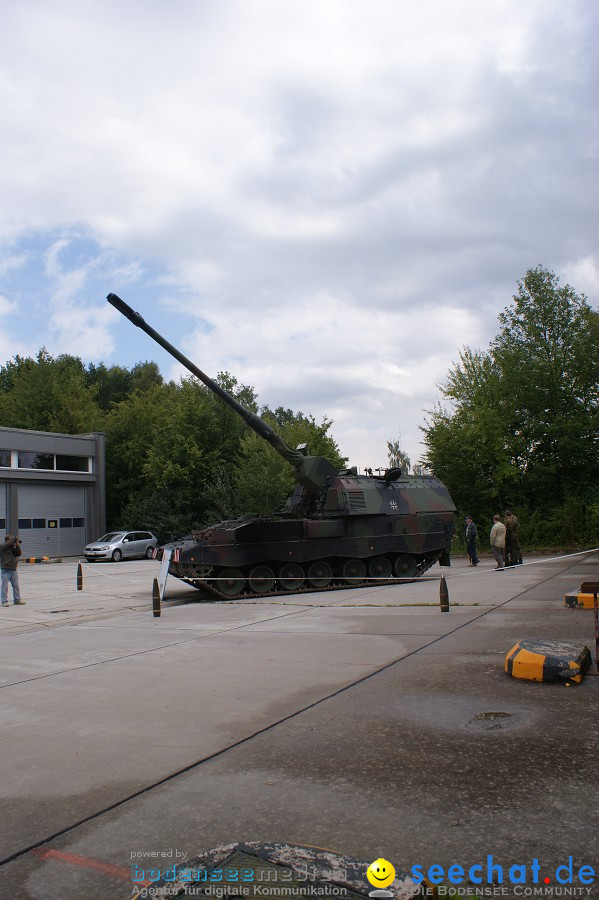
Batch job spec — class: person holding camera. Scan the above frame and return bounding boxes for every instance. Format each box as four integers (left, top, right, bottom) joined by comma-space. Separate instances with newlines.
1, 534, 26, 606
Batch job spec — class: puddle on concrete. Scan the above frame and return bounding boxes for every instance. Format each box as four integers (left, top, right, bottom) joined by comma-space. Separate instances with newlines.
467, 711, 514, 731
383, 693, 532, 734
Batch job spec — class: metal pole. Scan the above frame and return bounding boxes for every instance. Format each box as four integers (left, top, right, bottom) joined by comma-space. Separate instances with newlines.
439, 575, 449, 612
594, 591, 599, 670
76, 563, 83, 591
580, 583, 599, 670
152, 578, 161, 618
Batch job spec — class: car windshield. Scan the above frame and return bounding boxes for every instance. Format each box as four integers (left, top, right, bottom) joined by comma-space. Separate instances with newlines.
96, 533, 123, 542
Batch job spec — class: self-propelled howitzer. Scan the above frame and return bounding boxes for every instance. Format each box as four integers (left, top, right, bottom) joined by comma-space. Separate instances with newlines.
107, 293, 456, 598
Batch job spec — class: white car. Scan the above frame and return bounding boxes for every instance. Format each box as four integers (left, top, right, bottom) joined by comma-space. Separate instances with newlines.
84, 531, 158, 562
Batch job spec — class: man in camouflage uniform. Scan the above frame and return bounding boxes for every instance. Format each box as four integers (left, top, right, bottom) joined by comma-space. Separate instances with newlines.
504, 509, 522, 567
465, 516, 479, 566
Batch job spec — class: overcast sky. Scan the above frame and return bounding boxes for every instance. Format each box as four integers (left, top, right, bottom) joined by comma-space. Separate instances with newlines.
0, 0, 597, 471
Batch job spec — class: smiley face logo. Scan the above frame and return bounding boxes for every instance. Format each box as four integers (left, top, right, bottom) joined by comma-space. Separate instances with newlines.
366, 858, 396, 889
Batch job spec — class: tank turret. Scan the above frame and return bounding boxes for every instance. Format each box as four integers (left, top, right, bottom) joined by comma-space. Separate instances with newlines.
107, 293, 456, 598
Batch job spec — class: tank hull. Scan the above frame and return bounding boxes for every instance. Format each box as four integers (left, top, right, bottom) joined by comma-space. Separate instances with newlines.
166, 474, 456, 597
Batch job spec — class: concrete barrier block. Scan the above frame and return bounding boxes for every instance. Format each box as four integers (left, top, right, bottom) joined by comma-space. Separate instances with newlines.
564, 590, 579, 608
564, 589, 598, 609
575, 592, 598, 610
505, 639, 591, 683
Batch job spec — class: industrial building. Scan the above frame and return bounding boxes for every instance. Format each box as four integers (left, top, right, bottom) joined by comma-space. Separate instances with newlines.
0, 426, 106, 558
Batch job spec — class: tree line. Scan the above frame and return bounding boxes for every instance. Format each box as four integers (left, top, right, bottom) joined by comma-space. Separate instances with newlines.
419, 266, 599, 548
0, 352, 346, 540
2, 265, 596, 548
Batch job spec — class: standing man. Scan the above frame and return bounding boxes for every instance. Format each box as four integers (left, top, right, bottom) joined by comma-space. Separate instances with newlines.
504, 509, 522, 566
1, 535, 26, 606
490, 516, 506, 570
465, 516, 479, 566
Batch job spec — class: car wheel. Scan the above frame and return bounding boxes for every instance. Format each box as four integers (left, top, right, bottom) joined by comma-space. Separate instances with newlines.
145, 546, 154, 559
112, 549, 123, 562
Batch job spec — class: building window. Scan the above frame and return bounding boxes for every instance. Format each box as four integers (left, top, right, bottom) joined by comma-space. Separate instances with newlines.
60, 518, 72, 528
32, 519, 46, 528
48, 519, 57, 529
18, 519, 32, 529
56, 455, 90, 472
18, 452, 55, 470
0, 449, 10, 467
0, 518, 5, 530
73, 518, 84, 527
14, 451, 90, 471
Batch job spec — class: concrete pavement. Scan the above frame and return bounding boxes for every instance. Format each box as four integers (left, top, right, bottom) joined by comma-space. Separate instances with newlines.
0, 552, 597, 898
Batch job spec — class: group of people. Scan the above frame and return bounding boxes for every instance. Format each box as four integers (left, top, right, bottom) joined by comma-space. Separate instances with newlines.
464, 511, 522, 570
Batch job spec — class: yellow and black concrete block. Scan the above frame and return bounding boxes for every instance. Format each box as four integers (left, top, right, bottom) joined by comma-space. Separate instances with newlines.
505, 639, 592, 684
564, 584, 599, 609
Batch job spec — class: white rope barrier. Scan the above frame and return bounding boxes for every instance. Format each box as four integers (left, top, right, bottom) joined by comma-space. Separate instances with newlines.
436, 546, 599, 584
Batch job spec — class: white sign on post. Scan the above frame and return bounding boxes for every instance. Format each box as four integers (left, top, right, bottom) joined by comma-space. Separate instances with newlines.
157, 547, 173, 601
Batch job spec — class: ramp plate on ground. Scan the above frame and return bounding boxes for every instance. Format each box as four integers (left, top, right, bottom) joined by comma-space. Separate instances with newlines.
143, 842, 428, 898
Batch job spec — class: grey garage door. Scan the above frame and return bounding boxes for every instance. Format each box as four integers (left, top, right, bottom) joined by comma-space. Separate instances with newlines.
17, 483, 86, 557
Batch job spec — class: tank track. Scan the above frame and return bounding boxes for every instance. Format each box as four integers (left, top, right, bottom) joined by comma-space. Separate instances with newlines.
174, 556, 440, 601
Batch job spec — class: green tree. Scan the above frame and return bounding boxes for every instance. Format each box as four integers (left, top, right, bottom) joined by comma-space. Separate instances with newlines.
420, 266, 599, 545
0, 350, 102, 433
86, 361, 163, 410
107, 373, 260, 537
422, 348, 519, 514
492, 266, 599, 502
103, 381, 176, 528
85, 362, 132, 411
235, 409, 347, 515
0, 347, 350, 541
387, 438, 411, 474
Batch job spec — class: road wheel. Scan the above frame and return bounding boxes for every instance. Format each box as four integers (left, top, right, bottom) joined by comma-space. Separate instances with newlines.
112, 549, 122, 562
248, 565, 276, 594
145, 546, 155, 559
278, 563, 305, 591
307, 560, 333, 589
394, 554, 417, 577
218, 568, 245, 597
341, 558, 366, 583
368, 556, 392, 579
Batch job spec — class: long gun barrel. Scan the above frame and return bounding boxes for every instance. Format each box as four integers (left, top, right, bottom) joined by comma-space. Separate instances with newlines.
107, 294, 337, 493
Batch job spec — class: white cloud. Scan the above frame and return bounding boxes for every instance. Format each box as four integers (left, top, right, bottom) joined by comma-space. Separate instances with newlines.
164, 294, 484, 468
0, 294, 38, 362
0, 294, 17, 315
0, 0, 596, 465
46, 303, 117, 361
561, 256, 599, 299
0, 253, 29, 278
